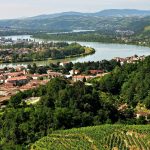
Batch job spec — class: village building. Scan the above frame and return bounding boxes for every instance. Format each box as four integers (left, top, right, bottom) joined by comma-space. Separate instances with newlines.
0, 75, 5, 84
69, 69, 80, 75
5, 71, 25, 78
0, 69, 5, 74
15, 66, 26, 72
118, 103, 128, 112
89, 70, 104, 75
20, 80, 49, 91
31, 74, 48, 80
113, 55, 145, 65
72, 75, 93, 82
5, 76, 31, 86
136, 111, 150, 121
47, 70, 63, 78
59, 62, 69, 67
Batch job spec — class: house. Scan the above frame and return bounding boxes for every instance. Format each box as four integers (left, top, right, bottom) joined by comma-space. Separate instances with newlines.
69, 69, 80, 75
0, 96, 11, 105
136, 111, 150, 120
72, 75, 93, 82
89, 70, 104, 75
59, 62, 69, 67
15, 66, 26, 72
139, 55, 145, 61
47, 71, 63, 78
113, 55, 146, 65
20, 80, 49, 91
5, 71, 24, 78
64, 75, 72, 78
0, 69, 5, 74
31, 74, 48, 80
118, 103, 128, 112
0, 75, 5, 84
5, 76, 31, 86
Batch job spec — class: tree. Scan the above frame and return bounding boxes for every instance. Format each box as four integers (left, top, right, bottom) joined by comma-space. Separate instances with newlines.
83, 77, 86, 82
9, 92, 23, 108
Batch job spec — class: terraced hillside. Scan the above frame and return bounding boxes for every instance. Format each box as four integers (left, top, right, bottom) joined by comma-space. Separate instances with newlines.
31, 125, 150, 150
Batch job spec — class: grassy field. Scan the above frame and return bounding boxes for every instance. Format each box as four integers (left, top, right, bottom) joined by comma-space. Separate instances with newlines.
31, 125, 150, 150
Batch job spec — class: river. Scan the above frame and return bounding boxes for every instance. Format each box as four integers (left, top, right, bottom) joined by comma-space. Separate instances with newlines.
1, 35, 150, 68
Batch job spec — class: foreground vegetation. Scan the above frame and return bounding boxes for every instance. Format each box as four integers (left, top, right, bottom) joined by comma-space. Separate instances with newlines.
0, 56, 150, 149
32, 125, 150, 150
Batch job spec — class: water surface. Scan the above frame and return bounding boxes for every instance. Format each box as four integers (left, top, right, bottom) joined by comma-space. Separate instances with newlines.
1, 35, 150, 68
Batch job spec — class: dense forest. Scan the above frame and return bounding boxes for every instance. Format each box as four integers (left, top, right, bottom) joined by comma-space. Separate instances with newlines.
72, 60, 120, 73
91, 56, 150, 108
0, 56, 150, 149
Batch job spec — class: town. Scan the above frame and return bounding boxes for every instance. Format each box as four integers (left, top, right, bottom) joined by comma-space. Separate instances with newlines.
113, 54, 145, 65
0, 37, 35, 45
0, 63, 107, 106
0, 54, 145, 107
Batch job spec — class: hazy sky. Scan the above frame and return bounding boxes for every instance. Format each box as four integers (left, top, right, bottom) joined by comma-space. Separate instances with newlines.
0, 0, 150, 19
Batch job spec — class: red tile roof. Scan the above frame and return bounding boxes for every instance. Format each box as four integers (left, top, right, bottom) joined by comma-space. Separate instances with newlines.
136, 111, 150, 116
5, 71, 24, 77
31, 74, 48, 77
6, 76, 29, 82
73, 75, 92, 79
89, 70, 104, 74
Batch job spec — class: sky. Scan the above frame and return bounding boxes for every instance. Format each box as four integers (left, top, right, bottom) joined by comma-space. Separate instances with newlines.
0, 0, 150, 19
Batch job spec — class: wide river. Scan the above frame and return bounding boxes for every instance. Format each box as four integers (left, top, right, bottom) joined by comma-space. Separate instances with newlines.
1, 35, 150, 68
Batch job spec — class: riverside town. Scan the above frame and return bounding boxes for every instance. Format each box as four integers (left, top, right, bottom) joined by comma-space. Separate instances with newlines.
0, 54, 145, 106
0, 1, 150, 149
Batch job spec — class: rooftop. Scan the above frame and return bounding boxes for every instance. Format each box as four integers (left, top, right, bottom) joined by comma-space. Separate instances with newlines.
6, 76, 30, 82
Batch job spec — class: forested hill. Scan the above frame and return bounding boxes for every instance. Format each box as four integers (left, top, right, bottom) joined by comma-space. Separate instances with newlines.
0, 9, 150, 33
29, 9, 150, 19
0, 56, 150, 149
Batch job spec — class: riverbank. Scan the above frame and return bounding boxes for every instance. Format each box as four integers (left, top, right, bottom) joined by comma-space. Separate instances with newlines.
64, 47, 95, 59
0, 39, 95, 64
32, 33, 150, 48
1, 35, 150, 68
0, 47, 95, 64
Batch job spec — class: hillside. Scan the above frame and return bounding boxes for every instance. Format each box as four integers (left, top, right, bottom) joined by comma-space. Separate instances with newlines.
31, 125, 150, 150
0, 9, 150, 33
29, 9, 150, 20
1, 57, 150, 149
95, 9, 150, 17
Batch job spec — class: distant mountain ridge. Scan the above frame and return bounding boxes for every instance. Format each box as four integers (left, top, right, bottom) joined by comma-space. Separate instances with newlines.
0, 9, 150, 33
28, 12, 85, 20
28, 9, 150, 20
95, 9, 150, 17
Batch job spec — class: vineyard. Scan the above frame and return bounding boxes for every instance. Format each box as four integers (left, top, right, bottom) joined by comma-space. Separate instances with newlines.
31, 125, 150, 150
